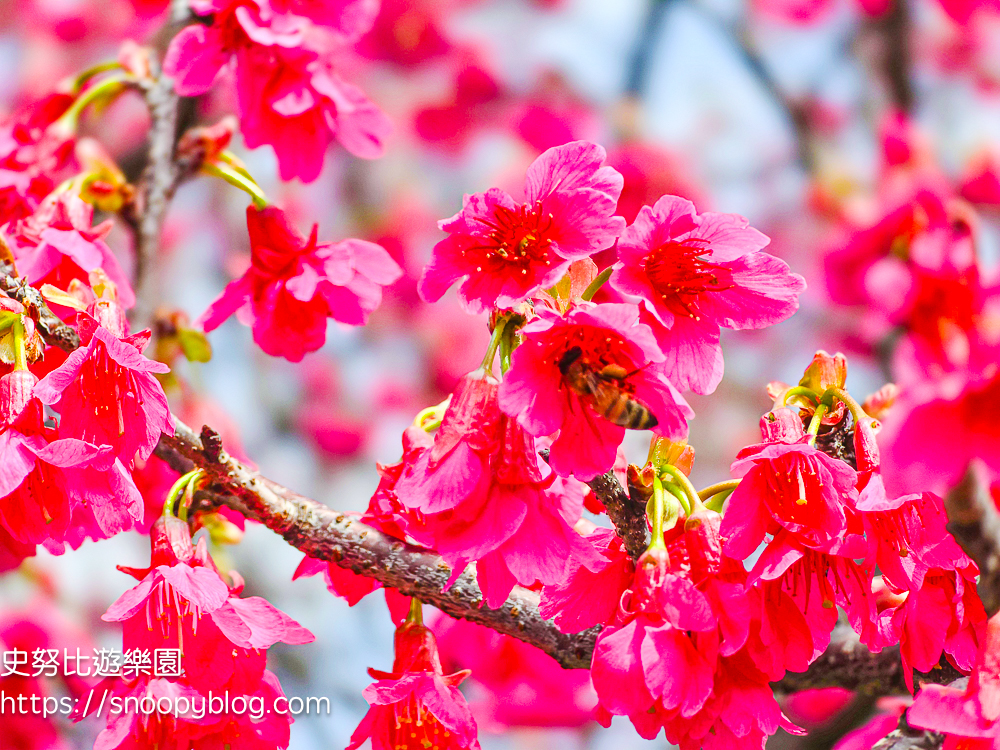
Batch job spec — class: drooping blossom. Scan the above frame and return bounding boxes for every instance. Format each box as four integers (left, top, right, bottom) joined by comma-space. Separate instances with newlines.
34, 291, 172, 465
859, 478, 984, 688
431, 613, 597, 729
539, 526, 636, 634
235, 45, 391, 182
163, 0, 389, 181
75, 513, 314, 749
719, 407, 863, 559
498, 302, 692, 481
7, 193, 135, 307
418, 141, 626, 313
199, 205, 402, 361
585, 511, 800, 749
610, 195, 804, 394
348, 618, 480, 750
391, 370, 603, 607
0, 368, 143, 553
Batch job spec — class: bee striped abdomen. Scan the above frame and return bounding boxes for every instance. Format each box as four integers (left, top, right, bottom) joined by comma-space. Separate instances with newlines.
599, 387, 658, 429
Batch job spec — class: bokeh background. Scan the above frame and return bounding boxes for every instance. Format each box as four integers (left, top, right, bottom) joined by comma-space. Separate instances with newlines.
2, 0, 999, 747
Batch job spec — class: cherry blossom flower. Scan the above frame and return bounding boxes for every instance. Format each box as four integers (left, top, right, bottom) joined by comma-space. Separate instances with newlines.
349, 618, 480, 750
610, 195, 805, 395
0, 92, 76, 222
76, 513, 313, 749
8, 193, 135, 307
859, 479, 985, 687
498, 302, 692, 481
540, 527, 635, 633
0, 369, 143, 551
34, 298, 172, 465
908, 612, 1000, 745
163, 0, 388, 181
199, 205, 401, 361
720, 408, 862, 559
418, 141, 626, 313
393, 370, 602, 606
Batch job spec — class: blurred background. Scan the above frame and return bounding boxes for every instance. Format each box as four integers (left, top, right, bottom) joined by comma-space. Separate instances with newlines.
1, 0, 999, 746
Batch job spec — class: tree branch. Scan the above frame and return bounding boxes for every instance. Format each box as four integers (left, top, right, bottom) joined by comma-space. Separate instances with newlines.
945, 460, 1000, 617
587, 470, 649, 560
130, 59, 179, 330
866, 0, 913, 113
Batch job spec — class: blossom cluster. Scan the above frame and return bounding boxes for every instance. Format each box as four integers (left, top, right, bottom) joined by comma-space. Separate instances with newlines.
164, 0, 391, 181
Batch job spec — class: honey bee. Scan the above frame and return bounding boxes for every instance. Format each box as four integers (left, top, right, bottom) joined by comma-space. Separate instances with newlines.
557, 346, 658, 430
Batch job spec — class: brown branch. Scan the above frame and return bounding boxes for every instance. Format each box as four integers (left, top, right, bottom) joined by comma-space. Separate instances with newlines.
130, 59, 179, 330
155, 419, 598, 669
0, 268, 81, 351
945, 460, 1000, 617
774, 624, 964, 697
867, 0, 913, 113
587, 470, 649, 560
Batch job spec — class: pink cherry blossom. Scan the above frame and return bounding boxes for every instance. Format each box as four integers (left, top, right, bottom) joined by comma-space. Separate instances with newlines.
199, 205, 402, 361
720, 409, 862, 559
392, 370, 602, 607
162, 0, 388, 181
418, 141, 626, 313
498, 302, 692, 481
610, 195, 804, 395
76, 513, 313, 750
8, 193, 135, 307
349, 620, 480, 750
0, 369, 143, 552
34, 307, 172, 465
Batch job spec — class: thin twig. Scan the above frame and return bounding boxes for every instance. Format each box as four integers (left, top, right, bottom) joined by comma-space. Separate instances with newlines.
130, 59, 179, 330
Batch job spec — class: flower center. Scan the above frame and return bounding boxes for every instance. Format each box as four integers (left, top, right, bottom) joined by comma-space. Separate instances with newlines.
390, 694, 452, 749
471, 200, 556, 276
77, 341, 143, 441
643, 239, 734, 319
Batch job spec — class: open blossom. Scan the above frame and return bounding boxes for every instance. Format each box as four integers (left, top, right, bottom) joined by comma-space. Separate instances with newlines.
720, 408, 862, 559
418, 141, 626, 313
859, 479, 984, 687
349, 619, 480, 750
199, 205, 402, 361
0, 369, 143, 552
540, 526, 636, 633
499, 302, 692, 481
392, 370, 602, 607
163, 0, 388, 181
34, 297, 172, 465
500, 302, 694, 481
7, 193, 135, 307
610, 195, 804, 395
76, 513, 313, 750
